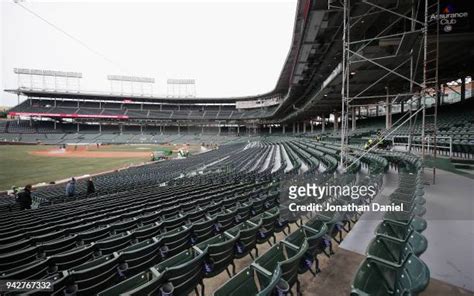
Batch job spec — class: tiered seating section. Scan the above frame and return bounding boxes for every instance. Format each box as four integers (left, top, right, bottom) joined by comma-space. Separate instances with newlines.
8, 99, 275, 121
0, 138, 430, 295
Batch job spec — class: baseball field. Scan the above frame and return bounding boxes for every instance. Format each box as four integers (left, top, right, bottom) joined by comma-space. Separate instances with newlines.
0, 143, 202, 191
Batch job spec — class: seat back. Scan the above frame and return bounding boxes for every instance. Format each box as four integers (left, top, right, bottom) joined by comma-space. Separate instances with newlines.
49, 244, 95, 271
160, 249, 207, 296
213, 266, 259, 296
119, 238, 161, 276
69, 254, 121, 295
203, 234, 239, 277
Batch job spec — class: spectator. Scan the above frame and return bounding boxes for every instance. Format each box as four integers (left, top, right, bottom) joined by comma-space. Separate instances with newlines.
17, 184, 33, 210
86, 178, 96, 196
66, 178, 76, 197
9, 186, 19, 199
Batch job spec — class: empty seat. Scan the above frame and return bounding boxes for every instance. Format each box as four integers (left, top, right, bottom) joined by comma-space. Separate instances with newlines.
67, 254, 122, 295
0, 246, 39, 272
39, 235, 78, 257
213, 265, 288, 296
351, 254, 430, 295
254, 241, 308, 295
154, 249, 207, 296
227, 219, 262, 259
197, 233, 239, 278
118, 238, 161, 276
48, 244, 95, 272
95, 232, 133, 255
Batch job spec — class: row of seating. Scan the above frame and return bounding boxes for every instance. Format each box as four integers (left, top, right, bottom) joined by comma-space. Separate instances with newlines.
351, 151, 430, 295
213, 143, 388, 295
1, 180, 280, 295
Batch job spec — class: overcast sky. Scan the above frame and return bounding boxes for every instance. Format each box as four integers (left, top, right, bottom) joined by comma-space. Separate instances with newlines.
0, 0, 296, 106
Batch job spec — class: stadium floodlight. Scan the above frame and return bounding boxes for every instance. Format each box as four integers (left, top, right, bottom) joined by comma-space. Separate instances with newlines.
167, 79, 195, 85
107, 75, 155, 96
107, 75, 155, 83
14, 68, 82, 78
14, 68, 82, 92
167, 79, 196, 98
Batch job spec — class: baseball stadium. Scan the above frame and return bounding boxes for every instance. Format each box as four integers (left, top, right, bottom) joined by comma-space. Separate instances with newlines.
0, 0, 473, 295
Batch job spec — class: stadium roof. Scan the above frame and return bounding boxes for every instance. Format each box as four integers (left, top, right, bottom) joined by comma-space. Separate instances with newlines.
267, 0, 474, 123
4, 88, 284, 104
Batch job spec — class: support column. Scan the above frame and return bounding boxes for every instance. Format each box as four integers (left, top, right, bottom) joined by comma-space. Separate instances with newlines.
237, 125, 240, 135
269, 126, 272, 134
461, 77, 466, 101
140, 125, 143, 134
303, 121, 306, 133
292, 122, 296, 134
282, 125, 286, 134
296, 122, 300, 134
119, 124, 122, 135
54, 121, 57, 130
376, 104, 379, 117
321, 115, 325, 133
386, 98, 392, 129
99, 123, 101, 133
218, 125, 221, 135
351, 108, 356, 131
401, 101, 405, 113
439, 84, 445, 106
333, 113, 338, 132
77, 123, 80, 133
311, 121, 314, 133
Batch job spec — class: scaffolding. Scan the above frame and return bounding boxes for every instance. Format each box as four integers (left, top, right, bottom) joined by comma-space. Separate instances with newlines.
337, 0, 439, 183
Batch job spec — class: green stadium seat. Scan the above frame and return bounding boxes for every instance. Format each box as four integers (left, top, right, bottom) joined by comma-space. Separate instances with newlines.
38, 235, 78, 257
285, 222, 328, 275
67, 254, 121, 295
227, 219, 262, 259
256, 208, 279, 246
95, 232, 133, 255
131, 223, 162, 242
197, 233, 239, 278
214, 265, 288, 296
190, 217, 216, 244
0, 258, 50, 280
118, 238, 161, 276
366, 236, 412, 267
351, 254, 429, 295
0, 246, 39, 272
97, 269, 166, 296
254, 241, 308, 295
156, 227, 192, 260
154, 248, 207, 296
48, 244, 95, 272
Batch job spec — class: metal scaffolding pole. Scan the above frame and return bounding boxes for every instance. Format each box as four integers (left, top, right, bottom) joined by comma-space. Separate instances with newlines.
338, 0, 437, 174
420, 0, 439, 184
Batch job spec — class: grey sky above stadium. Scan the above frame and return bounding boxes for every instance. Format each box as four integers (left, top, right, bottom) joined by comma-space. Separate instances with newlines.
1, 0, 296, 106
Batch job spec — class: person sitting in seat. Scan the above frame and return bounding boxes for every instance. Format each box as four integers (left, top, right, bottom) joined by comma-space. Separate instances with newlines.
17, 184, 33, 210
66, 178, 76, 197
86, 178, 96, 196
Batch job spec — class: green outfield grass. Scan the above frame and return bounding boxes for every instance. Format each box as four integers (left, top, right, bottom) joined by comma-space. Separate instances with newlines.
0, 145, 151, 191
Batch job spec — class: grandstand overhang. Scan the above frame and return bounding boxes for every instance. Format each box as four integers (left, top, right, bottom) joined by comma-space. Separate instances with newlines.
5, 88, 283, 105
267, 0, 474, 123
